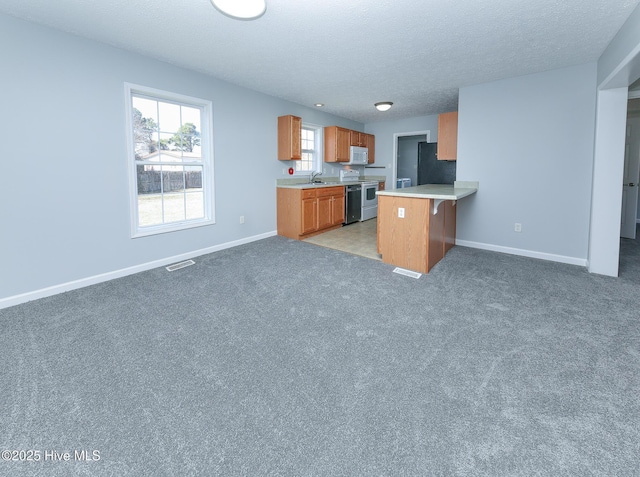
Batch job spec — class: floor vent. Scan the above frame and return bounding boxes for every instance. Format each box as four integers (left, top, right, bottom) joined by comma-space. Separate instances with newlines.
166, 260, 195, 272
393, 267, 422, 279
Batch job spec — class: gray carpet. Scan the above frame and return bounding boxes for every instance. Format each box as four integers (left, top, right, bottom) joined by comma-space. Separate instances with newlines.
1, 231, 639, 476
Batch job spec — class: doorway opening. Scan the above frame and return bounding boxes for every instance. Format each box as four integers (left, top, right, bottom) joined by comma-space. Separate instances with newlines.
392, 131, 430, 189
621, 95, 640, 241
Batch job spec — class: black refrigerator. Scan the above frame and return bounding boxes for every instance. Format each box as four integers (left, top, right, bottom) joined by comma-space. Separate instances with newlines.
417, 142, 456, 185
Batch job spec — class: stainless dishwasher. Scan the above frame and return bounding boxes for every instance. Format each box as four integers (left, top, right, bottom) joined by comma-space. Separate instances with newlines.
345, 184, 362, 224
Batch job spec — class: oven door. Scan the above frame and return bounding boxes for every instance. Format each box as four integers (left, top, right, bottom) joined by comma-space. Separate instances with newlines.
360, 182, 378, 221
362, 183, 378, 208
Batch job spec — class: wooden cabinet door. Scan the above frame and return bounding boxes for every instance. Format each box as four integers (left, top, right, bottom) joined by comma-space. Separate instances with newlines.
317, 196, 333, 230
325, 126, 350, 162
332, 193, 345, 225
366, 134, 375, 163
336, 127, 350, 162
301, 197, 317, 234
278, 115, 302, 160
350, 130, 366, 147
437, 112, 458, 161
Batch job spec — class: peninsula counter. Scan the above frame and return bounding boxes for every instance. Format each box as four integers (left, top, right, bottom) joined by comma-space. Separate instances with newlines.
376, 181, 478, 274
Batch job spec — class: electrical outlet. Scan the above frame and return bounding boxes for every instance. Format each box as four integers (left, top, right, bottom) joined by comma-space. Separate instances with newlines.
240, 216, 245, 224
514, 223, 522, 232
398, 207, 405, 218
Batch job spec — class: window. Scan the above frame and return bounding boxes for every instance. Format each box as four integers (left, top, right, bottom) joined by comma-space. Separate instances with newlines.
125, 83, 214, 237
295, 124, 323, 174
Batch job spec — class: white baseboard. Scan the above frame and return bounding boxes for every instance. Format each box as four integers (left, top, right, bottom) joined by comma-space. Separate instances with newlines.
0, 231, 277, 310
455, 239, 588, 267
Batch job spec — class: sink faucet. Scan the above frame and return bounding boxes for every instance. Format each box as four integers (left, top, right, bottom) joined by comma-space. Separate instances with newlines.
309, 171, 322, 183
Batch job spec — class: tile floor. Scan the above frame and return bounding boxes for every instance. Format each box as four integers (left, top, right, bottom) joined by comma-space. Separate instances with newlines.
302, 219, 381, 261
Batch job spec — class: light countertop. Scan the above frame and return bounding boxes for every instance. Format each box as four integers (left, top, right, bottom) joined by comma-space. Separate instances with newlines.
277, 182, 353, 189
376, 181, 479, 200
276, 176, 386, 189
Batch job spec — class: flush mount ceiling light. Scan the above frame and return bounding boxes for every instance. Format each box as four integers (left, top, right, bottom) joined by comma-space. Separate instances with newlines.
211, 0, 266, 20
314, 103, 324, 107
375, 102, 393, 112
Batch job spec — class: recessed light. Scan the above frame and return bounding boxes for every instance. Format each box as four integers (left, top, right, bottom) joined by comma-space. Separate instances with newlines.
211, 0, 266, 20
375, 102, 393, 112
314, 103, 324, 107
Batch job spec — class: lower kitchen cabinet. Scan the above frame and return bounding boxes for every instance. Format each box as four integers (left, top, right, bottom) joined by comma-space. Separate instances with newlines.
301, 192, 317, 235
277, 186, 345, 240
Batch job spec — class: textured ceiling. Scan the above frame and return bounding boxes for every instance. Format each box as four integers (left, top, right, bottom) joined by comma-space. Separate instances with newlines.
1, 0, 639, 123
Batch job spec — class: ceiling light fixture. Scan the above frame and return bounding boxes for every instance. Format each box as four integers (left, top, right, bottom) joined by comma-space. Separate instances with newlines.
210, 0, 267, 20
314, 103, 324, 107
375, 102, 393, 112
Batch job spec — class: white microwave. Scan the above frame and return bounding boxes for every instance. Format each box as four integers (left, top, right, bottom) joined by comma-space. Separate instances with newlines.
347, 146, 368, 165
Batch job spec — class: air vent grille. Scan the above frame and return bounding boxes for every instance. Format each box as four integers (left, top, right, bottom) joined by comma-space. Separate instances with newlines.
166, 260, 195, 272
392, 267, 422, 279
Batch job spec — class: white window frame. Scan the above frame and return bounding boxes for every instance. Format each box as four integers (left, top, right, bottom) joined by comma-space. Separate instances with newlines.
124, 83, 215, 238
294, 123, 323, 176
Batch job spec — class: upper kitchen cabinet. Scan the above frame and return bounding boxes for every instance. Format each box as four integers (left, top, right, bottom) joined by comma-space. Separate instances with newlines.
350, 130, 367, 147
324, 126, 350, 162
366, 133, 375, 163
437, 111, 458, 161
278, 115, 302, 161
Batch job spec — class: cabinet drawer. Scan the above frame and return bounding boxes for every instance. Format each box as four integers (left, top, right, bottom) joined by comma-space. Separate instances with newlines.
301, 189, 317, 199
317, 186, 345, 197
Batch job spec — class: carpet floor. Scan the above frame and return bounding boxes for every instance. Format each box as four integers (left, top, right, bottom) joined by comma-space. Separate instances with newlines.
1, 232, 639, 476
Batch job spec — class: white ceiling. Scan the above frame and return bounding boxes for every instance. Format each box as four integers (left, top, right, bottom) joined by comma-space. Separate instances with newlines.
1, 0, 639, 123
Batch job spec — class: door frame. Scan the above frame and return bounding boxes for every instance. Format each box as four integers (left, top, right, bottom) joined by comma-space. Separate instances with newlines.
392, 130, 430, 189
588, 23, 640, 276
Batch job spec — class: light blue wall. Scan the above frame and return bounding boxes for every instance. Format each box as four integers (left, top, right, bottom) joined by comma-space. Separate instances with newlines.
0, 14, 361, 300
456, 63, 598, 262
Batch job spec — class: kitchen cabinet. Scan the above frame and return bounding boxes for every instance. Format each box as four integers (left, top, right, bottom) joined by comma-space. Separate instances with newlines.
437, 111, 458, 161
277, 186, 345, 239
350, 130, 367, 147
349, 130, 376, 163
317, 187, 345, 230
325, 127, 376, 163
366, 134, 375, 163
278, 115, 302, 161
300, 189, 317, 235
324, 126, 350, 162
